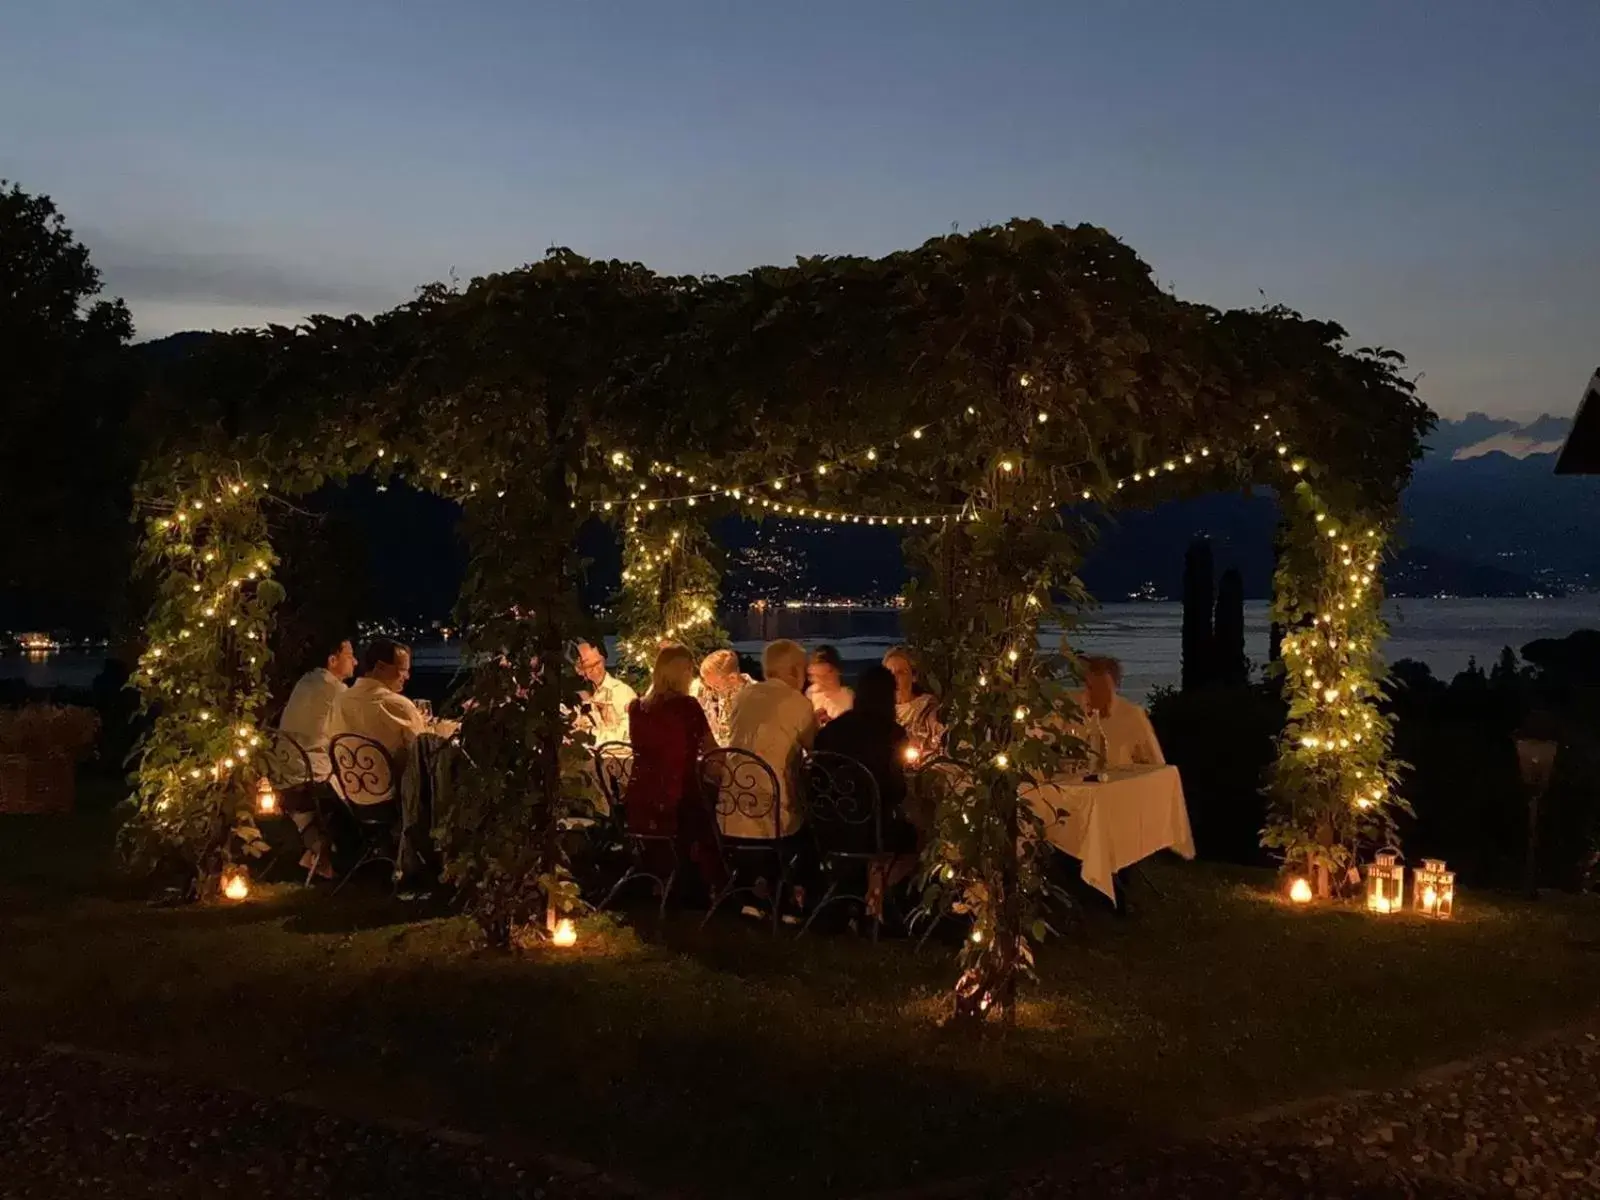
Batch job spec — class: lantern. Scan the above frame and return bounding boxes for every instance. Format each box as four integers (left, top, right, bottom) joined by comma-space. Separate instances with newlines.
254, 776, 278, 815
1288, 877, 1314, 904
1365, 848, 1405, 914
221, 867, 250, 901
551, 918, 578, 947
1413, 858, 1455, 919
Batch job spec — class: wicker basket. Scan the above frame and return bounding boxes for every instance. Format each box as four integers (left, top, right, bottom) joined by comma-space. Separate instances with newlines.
0, 753, 75, 815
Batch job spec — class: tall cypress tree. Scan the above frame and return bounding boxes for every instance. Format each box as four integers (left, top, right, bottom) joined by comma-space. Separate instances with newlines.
1181, 538, 1216, 691
1214, 567, 1247, 686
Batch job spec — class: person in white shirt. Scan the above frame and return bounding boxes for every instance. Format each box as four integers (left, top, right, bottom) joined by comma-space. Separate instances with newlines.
726, 639, 817, 838
692, 648, 753, 746
331, 639, 427, 778
276, 635, 356, 876
278, 636, 357, 783
1077, 655, 1164, 769
576, 640, 637, 747
804, 644, 854, 727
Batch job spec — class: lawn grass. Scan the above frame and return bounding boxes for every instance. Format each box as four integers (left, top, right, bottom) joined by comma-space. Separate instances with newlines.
3, 811, 1600, 1197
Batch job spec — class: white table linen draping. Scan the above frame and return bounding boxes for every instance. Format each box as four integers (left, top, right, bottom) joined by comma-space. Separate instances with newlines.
1023, 764, 1195, 901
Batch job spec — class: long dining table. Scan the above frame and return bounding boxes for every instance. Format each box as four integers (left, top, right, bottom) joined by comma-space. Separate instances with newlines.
1023, 763, 1195, 901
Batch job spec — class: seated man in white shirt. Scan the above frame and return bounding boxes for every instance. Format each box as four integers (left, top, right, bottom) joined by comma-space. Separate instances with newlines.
575, 640, 637, 747
1078, 655, 1164, 769
331, 639, 427, 790
276, 635, 356, 875
726, 638, 818, 839
279, 635, 357, 782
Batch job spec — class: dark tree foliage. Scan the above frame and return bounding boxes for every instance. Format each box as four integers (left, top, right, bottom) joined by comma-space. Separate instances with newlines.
1181, 538, 1215, 691
0, 181, 136, 630
1213, 567, 1247, 687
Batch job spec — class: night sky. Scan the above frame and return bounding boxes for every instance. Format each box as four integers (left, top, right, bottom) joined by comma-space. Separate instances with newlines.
3, 0, 1596, 420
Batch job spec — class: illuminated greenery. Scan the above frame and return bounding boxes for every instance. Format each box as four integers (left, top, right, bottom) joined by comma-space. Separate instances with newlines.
126, 222, 1430, 1010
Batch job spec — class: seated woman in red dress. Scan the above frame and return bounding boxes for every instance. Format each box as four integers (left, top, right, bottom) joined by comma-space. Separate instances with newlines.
623, 643, 725, 891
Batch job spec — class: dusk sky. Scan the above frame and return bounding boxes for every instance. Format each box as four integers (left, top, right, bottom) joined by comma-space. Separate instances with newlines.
2, 0, 1595, 421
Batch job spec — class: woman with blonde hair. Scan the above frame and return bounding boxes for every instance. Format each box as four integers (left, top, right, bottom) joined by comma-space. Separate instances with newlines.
693, 647, 753, 745
623, 643, 724, 891
882, 644, 944, 754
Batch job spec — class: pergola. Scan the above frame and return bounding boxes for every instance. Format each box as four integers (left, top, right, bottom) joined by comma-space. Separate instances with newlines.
126, 221, 1431, 1022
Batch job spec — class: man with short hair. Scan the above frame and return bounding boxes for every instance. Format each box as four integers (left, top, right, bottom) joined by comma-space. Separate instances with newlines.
332, 639, 427, 763
276, 635, 356, 877
1078, 655, 1164, 768
726, 638, 817, 836
279, 635, 357, 782
575, 640, 636, 746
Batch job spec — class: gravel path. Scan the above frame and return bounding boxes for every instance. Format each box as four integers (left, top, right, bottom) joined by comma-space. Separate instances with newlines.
992, 1026, 1600, 1199
5, 1028, 1599, 1199
0, 1050, 646, 1200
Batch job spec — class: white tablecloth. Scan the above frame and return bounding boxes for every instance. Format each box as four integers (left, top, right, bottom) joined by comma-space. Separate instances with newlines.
1024, 764, 1195, 900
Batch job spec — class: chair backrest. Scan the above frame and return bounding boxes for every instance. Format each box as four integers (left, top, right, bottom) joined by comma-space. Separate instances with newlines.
699, 746, 782, 841
907, 754, 977, 830
802, 751, 882, 853
258, 728, 314, 789
592, 740, 635, 811
329, 733, 398, 806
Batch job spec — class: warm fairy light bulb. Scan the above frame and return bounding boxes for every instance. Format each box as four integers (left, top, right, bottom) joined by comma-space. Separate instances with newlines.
198, 710, 211, 722
817, 464, 828, 475
1006, 648, 1019, 663
1289, 878, 1313, 904
994, 753, 1009, 769
943, 866, 955, 881
903, 745, 921, 764
1082, 490, 1092, 500
610, 450, 625, 466
970, 929, 984, 944
977, 674, 987, 687
1026, 595, 1040, 607
865, 449, 877, 462
912, 428, 924, 439
1301, 735, 1319, 748
1013, 706, 1028, 721
1000, 460, 1015, 473
1037, 411, 1049, 424
1323, 688, 1339, 703
1277, 444, 1288, 456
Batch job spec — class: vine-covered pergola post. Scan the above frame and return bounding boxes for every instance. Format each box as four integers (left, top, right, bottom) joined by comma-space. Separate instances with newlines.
613, 507, 725, 681
125, 463, 281, 894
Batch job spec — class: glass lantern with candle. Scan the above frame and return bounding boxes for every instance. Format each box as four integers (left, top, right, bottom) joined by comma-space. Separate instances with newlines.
1365, 847, 1405, 914
254, 776, 278, 815
1413, 858, 1455, 919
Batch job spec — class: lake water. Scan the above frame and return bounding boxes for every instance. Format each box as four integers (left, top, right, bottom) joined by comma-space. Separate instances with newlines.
12, 596, 1600, 705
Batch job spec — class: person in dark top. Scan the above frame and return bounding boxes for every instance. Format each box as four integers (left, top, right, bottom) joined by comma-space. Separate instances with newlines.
813, 664, 918, 852
624, 643, 725, 891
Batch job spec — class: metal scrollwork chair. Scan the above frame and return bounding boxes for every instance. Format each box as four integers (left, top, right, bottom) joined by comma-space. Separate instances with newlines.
328, 733, 401, 894
699, 746, 788, 933
592, 741, 679, 920
799, 751, 886, 939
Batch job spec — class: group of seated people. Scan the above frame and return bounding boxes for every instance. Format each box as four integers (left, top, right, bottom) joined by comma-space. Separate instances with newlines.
574, 635, 950, 913
274, 635, 435, 877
